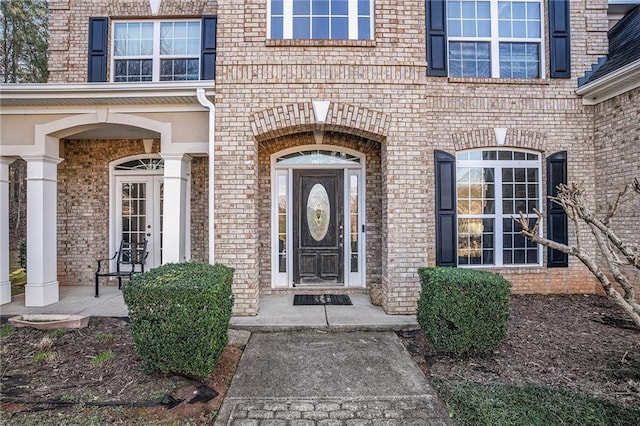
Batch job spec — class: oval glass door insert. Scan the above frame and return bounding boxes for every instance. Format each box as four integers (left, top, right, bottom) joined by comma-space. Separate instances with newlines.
307, 184, 330, 241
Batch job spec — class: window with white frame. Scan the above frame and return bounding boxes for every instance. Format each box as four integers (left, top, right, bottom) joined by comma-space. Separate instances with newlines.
269, 0, 373, 40
112, 20, 201, 82
447, 0, 542, 78
456, 149, 541, 266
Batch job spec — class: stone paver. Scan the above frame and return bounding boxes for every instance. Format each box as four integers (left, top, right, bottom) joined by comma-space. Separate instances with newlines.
223, 397, 450, 426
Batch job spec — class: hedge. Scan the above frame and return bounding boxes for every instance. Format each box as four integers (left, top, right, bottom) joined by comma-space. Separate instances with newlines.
122, 262, 234, 379
417, 267, 511, 355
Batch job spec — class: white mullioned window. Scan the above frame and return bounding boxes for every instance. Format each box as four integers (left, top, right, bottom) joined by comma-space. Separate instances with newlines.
447, 0, 543, 78
112, 20, 201, 82
268, 0, 373, 40
456, 149, 542, 266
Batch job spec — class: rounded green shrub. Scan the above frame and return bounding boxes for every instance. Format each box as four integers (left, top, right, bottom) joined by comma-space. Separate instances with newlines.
122, 262, 234, 379
417, 267, 511, 355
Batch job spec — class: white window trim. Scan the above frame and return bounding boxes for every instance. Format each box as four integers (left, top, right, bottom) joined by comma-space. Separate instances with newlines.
267, 0, 374, 40
456, 149, 543, 267
109, 154, 165, 272
111, 19, 201, 82
447, 0, 546, 78
270, 145, 367, 288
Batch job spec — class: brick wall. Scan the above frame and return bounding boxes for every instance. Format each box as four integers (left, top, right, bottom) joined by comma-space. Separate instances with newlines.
57, 139, 208, 285
45, 0, 614, 314
593, 87, 640, 290
190, 157, 209, 263
214, 0, 607, 313
46, 0, 218, 83
58, 139, 153, 285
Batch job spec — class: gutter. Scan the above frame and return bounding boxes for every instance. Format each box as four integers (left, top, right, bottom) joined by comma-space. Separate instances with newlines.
196, 88, 216, 264
0, 81, 214, 98
575, 58, 640, 105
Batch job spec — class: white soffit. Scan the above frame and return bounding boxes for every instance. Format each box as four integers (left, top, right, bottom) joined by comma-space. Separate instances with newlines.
0, 82, 215, 108
576, 59, 640, 105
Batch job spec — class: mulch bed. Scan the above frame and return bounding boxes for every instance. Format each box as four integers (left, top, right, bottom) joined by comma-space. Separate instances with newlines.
398, 294, 640, 408
0, 317, 242, 424
1, 294, 638, 423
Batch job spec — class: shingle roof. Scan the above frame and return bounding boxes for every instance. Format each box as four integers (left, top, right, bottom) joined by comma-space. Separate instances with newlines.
579, 4, 640, 86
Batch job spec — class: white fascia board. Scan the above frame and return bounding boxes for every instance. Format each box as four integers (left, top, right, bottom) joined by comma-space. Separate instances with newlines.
575, 59, 640, 105
0, 81, 215, 103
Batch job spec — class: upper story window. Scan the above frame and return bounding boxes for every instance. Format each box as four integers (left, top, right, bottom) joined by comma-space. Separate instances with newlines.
112, 20, 201, 82
456, 149, 542, 266
446, 0, 542, 78
269, 0, 373, 40
88, 16, 216, 83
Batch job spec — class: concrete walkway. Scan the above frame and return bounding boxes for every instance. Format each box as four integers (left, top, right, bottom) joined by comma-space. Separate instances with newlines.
215, 331, 453, 425
2, 287, 451, 424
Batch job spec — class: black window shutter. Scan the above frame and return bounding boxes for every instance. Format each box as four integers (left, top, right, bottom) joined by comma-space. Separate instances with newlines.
426, 0, 447, 77
435, 150, 457, 266
546, 151, 568, 267
201, 16, 217, 80
88, 17, 108, 82
549, 0, 571, 78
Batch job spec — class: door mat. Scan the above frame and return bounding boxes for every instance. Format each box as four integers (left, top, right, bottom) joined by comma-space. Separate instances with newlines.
293, 294, 353, 306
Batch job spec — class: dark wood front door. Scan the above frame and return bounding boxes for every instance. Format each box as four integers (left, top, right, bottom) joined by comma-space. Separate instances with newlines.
293, 169, 344, 285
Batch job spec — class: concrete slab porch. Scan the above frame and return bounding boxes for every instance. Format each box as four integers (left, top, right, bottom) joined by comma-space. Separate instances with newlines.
1, 288, 419, 331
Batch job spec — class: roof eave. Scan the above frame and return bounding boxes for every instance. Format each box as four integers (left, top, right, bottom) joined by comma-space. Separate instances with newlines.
0, 81, 216, 107
576, 59, 640, 105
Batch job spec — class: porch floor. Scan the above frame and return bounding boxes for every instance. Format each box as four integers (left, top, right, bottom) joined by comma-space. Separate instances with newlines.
1, 286, 419, 331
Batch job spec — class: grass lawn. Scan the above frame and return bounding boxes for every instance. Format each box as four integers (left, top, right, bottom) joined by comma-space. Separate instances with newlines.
433, 378, 640, 426
9, 249, 26, 296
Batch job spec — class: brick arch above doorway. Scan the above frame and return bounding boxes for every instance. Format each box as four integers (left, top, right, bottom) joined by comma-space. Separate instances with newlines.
451, 128, 547, 152
250, 102, 390, 144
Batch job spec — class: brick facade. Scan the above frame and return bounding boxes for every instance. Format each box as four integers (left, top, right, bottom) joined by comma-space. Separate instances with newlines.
47, 0, 218, 83
213, 0, 608, 313
16, 0, 634, 314
56, 139, 208, 286
593, 87, 640, 289
190, 157, 209, 264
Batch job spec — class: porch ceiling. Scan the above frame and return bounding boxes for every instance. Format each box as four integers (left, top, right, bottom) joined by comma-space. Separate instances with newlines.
0, 82, 215, 108
63, 123, 160, 140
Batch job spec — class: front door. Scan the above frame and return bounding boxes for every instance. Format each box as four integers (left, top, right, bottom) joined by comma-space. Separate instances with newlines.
115, 176, 163, 270
293, 170, 344, 285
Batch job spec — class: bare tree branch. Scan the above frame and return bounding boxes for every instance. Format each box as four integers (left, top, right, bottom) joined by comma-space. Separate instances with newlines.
515, 179, 640, 328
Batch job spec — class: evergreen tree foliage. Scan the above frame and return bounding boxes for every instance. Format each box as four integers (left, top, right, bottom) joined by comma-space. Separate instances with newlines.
1, 0, 48, 83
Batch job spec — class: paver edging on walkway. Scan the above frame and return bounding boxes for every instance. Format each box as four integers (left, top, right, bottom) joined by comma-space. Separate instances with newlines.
215, 396, 454, 426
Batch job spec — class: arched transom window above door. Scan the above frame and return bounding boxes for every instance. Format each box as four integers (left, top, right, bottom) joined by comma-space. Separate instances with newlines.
114, 158, 164, 171
276, 149, 361, 165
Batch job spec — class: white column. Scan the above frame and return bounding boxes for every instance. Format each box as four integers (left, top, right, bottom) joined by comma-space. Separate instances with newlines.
161, 153, 191, 264
24, 155, 62, 306
0, 158, 13, 305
